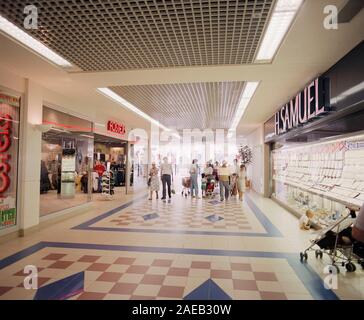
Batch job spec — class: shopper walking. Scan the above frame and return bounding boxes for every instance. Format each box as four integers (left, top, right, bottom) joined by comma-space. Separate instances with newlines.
230, 159, 239, 197
203, 162, 213, 176
160, 157, 173, 202
148, 162, 159, 200
218, 160, 230, 201
189, 159, 200, 199
213, 161, 220, 183
237, 164, 247, 201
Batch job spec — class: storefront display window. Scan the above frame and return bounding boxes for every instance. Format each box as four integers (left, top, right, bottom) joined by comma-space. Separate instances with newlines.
272, 135, 364, 228
0, 93, 20, 230
40, 107, 93, 216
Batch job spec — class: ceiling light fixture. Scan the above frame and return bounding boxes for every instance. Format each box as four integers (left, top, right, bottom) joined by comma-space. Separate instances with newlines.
97, 88, 170, 132
256, 0, 304, 61
230, 82, 259, 131
0, 15, 73, 68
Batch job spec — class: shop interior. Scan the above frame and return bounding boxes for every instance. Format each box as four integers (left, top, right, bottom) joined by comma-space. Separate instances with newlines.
40, 131, 135, 216
92, 134, 130, 201
40, 123, 94, 217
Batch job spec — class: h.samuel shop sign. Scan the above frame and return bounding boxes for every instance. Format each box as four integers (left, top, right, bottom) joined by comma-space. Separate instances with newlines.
274, 77, 331, 135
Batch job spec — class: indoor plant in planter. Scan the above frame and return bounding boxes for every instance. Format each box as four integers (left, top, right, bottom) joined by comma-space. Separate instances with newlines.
237, 145, 253, 189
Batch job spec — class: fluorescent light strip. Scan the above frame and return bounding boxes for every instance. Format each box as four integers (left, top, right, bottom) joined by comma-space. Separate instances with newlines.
256, 0, 303, 61
97, 88, 170, 132
230, 82, 259, 130
0, 15, 72, 67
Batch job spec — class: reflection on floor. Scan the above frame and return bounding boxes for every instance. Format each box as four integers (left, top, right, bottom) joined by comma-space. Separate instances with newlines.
40, 190, 89, 217
1, 189, 363, 300
40, 176, 146, 217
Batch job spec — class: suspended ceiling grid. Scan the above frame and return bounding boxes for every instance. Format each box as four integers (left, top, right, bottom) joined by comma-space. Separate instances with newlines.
110, 81, 246, 129
0, 0, 274, 71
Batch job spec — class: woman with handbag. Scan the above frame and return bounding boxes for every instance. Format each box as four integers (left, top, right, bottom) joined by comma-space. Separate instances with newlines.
237, 164, 246, 201
148, 162, 159, 200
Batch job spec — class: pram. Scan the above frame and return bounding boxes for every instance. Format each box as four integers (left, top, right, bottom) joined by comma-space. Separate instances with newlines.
300, 209, 364, 273
205, 175, 215, 198
181, 176, 191, 197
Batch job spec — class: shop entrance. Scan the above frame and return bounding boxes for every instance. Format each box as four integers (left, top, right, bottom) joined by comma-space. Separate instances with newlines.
92, 134, 131, 201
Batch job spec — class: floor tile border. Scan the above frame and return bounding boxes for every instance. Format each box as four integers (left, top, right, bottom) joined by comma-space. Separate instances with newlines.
72, 193, 283, 238
0, 241, 338, 300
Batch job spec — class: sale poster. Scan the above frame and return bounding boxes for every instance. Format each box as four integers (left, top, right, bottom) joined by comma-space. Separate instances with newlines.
0, 93, 20, 229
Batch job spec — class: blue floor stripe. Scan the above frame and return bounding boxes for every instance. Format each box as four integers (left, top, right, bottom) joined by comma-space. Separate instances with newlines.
73, 193, 282, 238
0, 242, 47, 270
0, 241, 338, 300
72, 195, 147, 229
245, 194, 283, 237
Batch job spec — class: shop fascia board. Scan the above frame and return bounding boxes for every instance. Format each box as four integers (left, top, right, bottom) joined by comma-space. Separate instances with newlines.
264, 100, 364, 144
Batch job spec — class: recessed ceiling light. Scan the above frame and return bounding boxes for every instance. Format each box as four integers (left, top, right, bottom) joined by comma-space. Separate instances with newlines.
256, 0, 304, 61
0, 15, 73, 68
97, 88, 170, 132
230, 82, 259, 130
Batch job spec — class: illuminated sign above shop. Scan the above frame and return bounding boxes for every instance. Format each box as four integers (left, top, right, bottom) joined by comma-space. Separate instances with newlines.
274, 77, 330, 135
107, 120, 126, 136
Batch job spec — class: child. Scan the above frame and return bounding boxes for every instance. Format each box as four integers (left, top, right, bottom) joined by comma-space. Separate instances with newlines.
201, 173, 207, 198
299, 210, 315, 230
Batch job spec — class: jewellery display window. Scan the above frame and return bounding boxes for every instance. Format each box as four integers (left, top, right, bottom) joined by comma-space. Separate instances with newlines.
272, 135, 364, 228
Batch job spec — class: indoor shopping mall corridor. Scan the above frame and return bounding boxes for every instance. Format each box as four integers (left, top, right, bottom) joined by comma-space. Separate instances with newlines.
0, 188, 363, 300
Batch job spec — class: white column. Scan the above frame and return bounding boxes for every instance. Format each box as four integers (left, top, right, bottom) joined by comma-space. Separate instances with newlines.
19, 80, 42, 234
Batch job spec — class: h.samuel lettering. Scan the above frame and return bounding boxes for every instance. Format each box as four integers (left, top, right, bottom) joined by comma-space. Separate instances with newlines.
274, 77, 330, 135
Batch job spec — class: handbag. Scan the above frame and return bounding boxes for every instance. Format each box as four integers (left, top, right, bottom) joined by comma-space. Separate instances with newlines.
147, 177, 151, 187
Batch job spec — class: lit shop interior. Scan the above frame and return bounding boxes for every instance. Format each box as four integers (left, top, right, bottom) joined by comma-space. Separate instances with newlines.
92, 134, 129, 200
40, 107, 130, 217
265, 42, 364, 230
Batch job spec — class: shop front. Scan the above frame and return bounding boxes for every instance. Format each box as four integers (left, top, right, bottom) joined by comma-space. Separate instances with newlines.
40, 107, 135, 216
40, 106, 94, 217
92, 133, 129, 200
264, 41, 364, 229
0, 92, 20, 231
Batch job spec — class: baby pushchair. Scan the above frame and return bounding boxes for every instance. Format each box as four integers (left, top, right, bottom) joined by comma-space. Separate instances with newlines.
181, 176, 191, 197
300, 209, 364, 273
205, 175, 215, 198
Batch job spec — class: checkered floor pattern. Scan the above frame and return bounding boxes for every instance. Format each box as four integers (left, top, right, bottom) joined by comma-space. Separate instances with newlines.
0, 248, 312, 300
95, 197, 265, 233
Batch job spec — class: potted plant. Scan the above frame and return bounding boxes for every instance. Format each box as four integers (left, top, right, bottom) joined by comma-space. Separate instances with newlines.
237, 145, 253, 189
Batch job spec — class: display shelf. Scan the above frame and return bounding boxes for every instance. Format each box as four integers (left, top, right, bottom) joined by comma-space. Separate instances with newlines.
101, 171, 114, 200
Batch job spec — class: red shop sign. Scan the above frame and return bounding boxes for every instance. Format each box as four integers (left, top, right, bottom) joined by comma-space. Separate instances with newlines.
107, 120, 126, 136
0, 114, 12, 194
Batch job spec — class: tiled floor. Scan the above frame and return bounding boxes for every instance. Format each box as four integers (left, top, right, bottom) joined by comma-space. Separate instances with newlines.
76, 194, 266, 235
0, 247, 313, 300
0, 188, 363, 300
